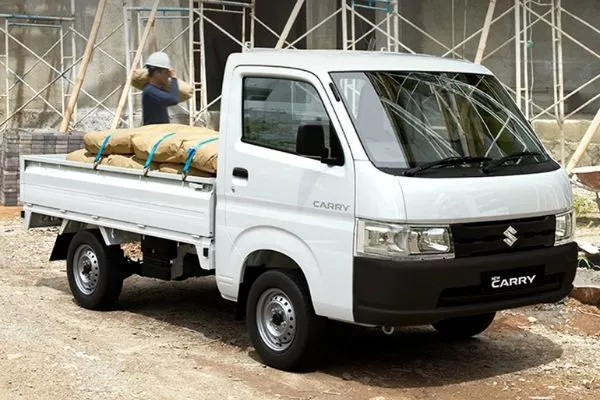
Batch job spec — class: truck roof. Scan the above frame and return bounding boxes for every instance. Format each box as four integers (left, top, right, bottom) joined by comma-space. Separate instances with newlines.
228, 49, 493, 75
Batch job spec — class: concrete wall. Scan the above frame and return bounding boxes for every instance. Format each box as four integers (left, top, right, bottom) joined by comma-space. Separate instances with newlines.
0, 0, 72, 127
1, 0, 599, 131
0, 0, 311, 127
310, 1, 599, 119
306, 0, 337, 49
202, 0, 308, 106
0, 0, 190, 129
533, 120, 600, 167
395, 1, 599, 118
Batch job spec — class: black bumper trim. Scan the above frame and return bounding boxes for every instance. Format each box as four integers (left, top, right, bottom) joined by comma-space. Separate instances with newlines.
353, 242, 577, 326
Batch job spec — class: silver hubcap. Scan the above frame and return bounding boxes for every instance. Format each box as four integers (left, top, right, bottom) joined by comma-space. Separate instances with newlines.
73, 245, 100, 295
256, 288, 296, 352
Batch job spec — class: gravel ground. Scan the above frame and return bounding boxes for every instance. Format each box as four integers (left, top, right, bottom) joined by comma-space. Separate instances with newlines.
1, 215, 600, 400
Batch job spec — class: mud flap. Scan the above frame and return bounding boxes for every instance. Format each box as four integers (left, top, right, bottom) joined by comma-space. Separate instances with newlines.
49, 232, 75, 261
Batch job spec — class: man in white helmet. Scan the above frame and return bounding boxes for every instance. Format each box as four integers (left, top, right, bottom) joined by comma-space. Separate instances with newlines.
142, 51, 179, 125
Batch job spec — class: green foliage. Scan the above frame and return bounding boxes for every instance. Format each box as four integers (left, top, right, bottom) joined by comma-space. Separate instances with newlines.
243, 117, 297, 152
578, 252, 600, 270
243, 118, 272, 141
573, 193, 596, 217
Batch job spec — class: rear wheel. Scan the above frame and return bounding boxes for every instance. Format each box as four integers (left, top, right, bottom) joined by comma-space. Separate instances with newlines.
246, 269, 320, 371
67, 230, 124, 310
432, 312, 496, 338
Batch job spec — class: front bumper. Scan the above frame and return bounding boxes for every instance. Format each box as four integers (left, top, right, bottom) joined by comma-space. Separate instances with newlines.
353, 242, 578, 326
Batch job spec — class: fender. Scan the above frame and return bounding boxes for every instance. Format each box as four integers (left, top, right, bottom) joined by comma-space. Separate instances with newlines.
218, 225, 325, 316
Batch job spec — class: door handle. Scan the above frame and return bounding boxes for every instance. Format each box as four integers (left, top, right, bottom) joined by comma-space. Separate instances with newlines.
232, 167, 248, 179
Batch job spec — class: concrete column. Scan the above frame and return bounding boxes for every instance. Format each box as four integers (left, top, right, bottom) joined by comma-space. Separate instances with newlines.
305, 0, 337, 49
375, 9, 388, 50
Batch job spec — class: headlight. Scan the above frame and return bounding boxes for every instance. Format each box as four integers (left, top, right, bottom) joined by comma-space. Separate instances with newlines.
555, 211, 574, 246
356, 220, 454, 259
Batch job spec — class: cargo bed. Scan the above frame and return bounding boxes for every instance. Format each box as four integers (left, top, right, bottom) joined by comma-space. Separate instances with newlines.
20, 155, 215, 244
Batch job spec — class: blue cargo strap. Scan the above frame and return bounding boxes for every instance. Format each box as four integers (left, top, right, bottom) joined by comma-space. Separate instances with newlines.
93, 131, 115, 169
182, 137, 219, 179
143, 132, 176, 174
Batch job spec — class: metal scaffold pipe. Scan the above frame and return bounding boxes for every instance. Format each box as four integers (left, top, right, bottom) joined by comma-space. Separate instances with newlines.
0, 13, 74, 22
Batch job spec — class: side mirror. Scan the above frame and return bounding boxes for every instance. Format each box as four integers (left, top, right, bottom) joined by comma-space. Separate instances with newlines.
321, 156, 344, 167
296, 123, 344, 167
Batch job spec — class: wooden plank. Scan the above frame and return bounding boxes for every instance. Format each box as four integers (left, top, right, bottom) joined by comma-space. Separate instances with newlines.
275, 0, 304, 49
474, 0, 497, 64
59, 0, 108, 133
566, 107, 600, 174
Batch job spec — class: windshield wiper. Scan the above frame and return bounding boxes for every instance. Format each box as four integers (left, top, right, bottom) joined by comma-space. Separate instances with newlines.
482, 151, 543, 174
403, 156, 492, 177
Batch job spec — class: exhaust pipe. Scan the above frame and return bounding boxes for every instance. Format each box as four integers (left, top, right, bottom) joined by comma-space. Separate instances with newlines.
381, 326, 395, 335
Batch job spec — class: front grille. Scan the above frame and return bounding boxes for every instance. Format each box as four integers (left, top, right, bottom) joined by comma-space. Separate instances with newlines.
451, 215, 555, 258
437, 273, 563, 307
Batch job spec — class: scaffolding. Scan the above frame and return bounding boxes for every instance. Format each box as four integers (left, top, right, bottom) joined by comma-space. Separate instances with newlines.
0, 9, 77, 130
336, 0, 600, 166
1, 0, 600, 168
0, 0, 131, 131
123, 5, 195, 127
121, 1, 255, 126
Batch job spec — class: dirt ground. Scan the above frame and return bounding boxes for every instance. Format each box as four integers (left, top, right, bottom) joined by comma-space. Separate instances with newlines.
1, 214, 600, 400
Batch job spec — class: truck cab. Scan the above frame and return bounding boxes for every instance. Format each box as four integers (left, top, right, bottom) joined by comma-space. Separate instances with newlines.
215, 49, 576, 367
21, 49, 577, 371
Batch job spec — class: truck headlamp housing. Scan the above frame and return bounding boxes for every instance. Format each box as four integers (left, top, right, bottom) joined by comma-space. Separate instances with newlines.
356, 220, 454, 259
555, 211, 574, 246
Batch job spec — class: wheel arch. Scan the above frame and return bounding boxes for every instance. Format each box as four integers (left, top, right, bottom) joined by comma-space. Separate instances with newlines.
236, 249, 311, 319
226, 226, 323, 318
50, 220, 135, 261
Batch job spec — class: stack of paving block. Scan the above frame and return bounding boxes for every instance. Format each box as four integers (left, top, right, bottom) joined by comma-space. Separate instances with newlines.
0, 129, 84, 206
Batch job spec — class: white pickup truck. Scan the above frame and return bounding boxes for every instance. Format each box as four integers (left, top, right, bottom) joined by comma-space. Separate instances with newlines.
21, 49, 577, 371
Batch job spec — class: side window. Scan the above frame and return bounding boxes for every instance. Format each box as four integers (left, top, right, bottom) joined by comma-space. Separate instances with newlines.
243, 77, 344, 163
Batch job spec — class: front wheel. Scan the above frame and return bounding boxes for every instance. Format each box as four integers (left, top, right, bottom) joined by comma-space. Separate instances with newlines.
432, 312, 496, 338
246, 269, 320, 371
66, 230, 124, 310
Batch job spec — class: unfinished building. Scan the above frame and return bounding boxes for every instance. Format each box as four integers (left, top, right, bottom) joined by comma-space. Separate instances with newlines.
1, 0, 600, 205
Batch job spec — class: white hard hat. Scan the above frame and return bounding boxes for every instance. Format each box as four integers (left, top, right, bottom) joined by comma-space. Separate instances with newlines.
145, 51, 171, 69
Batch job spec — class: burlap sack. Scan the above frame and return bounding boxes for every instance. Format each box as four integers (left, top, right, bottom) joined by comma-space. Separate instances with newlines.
104, 156, 212, 177
131, 68, 193, 103
105, 154, 155, 170
66, 147, 214, 178
84, 127, 138, 155
83, 123, 194, 156
132, 126, 218, 164
66, 148, 107, 164
158, 163, 213, 177
66, 149, 151, 170
177, 138, 219, 173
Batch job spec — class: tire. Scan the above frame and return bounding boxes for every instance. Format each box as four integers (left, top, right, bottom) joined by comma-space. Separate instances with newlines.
66, 230, 124, 310
246, 269, 320, 371
432, 312, 496, 338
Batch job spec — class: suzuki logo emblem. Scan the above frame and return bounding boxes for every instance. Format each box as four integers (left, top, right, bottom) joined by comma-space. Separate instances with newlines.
503, 226, 518, 247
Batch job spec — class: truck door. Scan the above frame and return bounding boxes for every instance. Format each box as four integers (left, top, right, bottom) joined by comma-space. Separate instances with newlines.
216, 66, 356, 321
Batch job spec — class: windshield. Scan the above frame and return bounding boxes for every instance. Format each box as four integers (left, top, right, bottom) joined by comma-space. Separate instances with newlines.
330, 71, 555, 175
